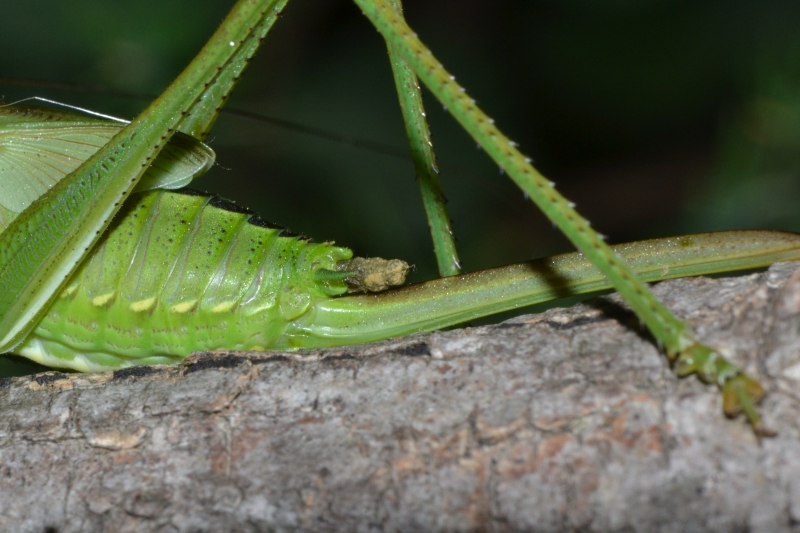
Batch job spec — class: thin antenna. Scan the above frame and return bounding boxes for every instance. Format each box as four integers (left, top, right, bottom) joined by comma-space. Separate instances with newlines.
0, 77, 409, 160
1, 96, 127, 123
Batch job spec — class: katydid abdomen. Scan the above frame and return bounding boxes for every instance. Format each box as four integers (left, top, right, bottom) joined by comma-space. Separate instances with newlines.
15, 185, 800, 372
17, 188, 354, 371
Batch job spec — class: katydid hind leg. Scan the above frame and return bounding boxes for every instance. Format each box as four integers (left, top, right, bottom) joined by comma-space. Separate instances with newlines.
354, 0, 785, 434
0, 1, 792, 432
0, 0, 288, 353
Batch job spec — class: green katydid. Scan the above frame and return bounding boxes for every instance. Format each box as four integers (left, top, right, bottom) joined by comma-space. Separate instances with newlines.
0, 0, 797, 436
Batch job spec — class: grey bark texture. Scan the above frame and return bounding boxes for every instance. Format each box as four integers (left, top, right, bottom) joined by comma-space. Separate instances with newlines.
3, 261, 800, 533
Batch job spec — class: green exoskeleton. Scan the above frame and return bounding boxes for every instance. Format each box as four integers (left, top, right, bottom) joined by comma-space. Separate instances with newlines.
1, 0, 797, 436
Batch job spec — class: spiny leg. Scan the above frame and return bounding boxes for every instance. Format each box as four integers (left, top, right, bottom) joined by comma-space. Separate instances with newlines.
0, 0, 289, 351
353, 0, 771, 435
383, 0, 460, 277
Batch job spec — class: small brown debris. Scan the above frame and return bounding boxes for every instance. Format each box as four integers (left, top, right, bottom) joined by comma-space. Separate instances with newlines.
339, 257, 409, 292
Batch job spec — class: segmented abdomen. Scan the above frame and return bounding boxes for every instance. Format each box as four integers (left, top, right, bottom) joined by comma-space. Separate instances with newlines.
17, 189, 352, 371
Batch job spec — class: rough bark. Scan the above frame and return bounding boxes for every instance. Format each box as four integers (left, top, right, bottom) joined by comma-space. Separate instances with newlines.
3, 261, 800, 533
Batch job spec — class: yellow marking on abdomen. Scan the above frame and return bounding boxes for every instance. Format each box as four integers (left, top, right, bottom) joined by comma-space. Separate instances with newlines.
211, 301, 236, 313
171, 300, 198, 314
61, 284, 78, 299
130, 297, 156, 313
92, 292, 116, 307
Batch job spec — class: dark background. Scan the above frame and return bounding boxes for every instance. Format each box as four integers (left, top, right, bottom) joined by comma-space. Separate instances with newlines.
0, 0, 799, 373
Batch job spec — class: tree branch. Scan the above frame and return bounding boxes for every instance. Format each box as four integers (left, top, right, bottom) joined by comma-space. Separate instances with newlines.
3, 261, 800, 532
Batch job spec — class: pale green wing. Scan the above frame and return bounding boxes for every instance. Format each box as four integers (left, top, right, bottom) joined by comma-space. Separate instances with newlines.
134, 132, 216, 193
0, 107, 215, 218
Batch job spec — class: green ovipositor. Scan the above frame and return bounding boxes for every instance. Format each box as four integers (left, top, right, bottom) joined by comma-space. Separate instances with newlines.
16, 183, 800, 372
1, 0, 796, 433
3, 106, 799, 372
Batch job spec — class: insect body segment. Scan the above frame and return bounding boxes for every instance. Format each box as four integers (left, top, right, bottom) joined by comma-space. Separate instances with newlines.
0, 0, 796, 435
18, 189, 354, 372
14, 192, 800, 373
